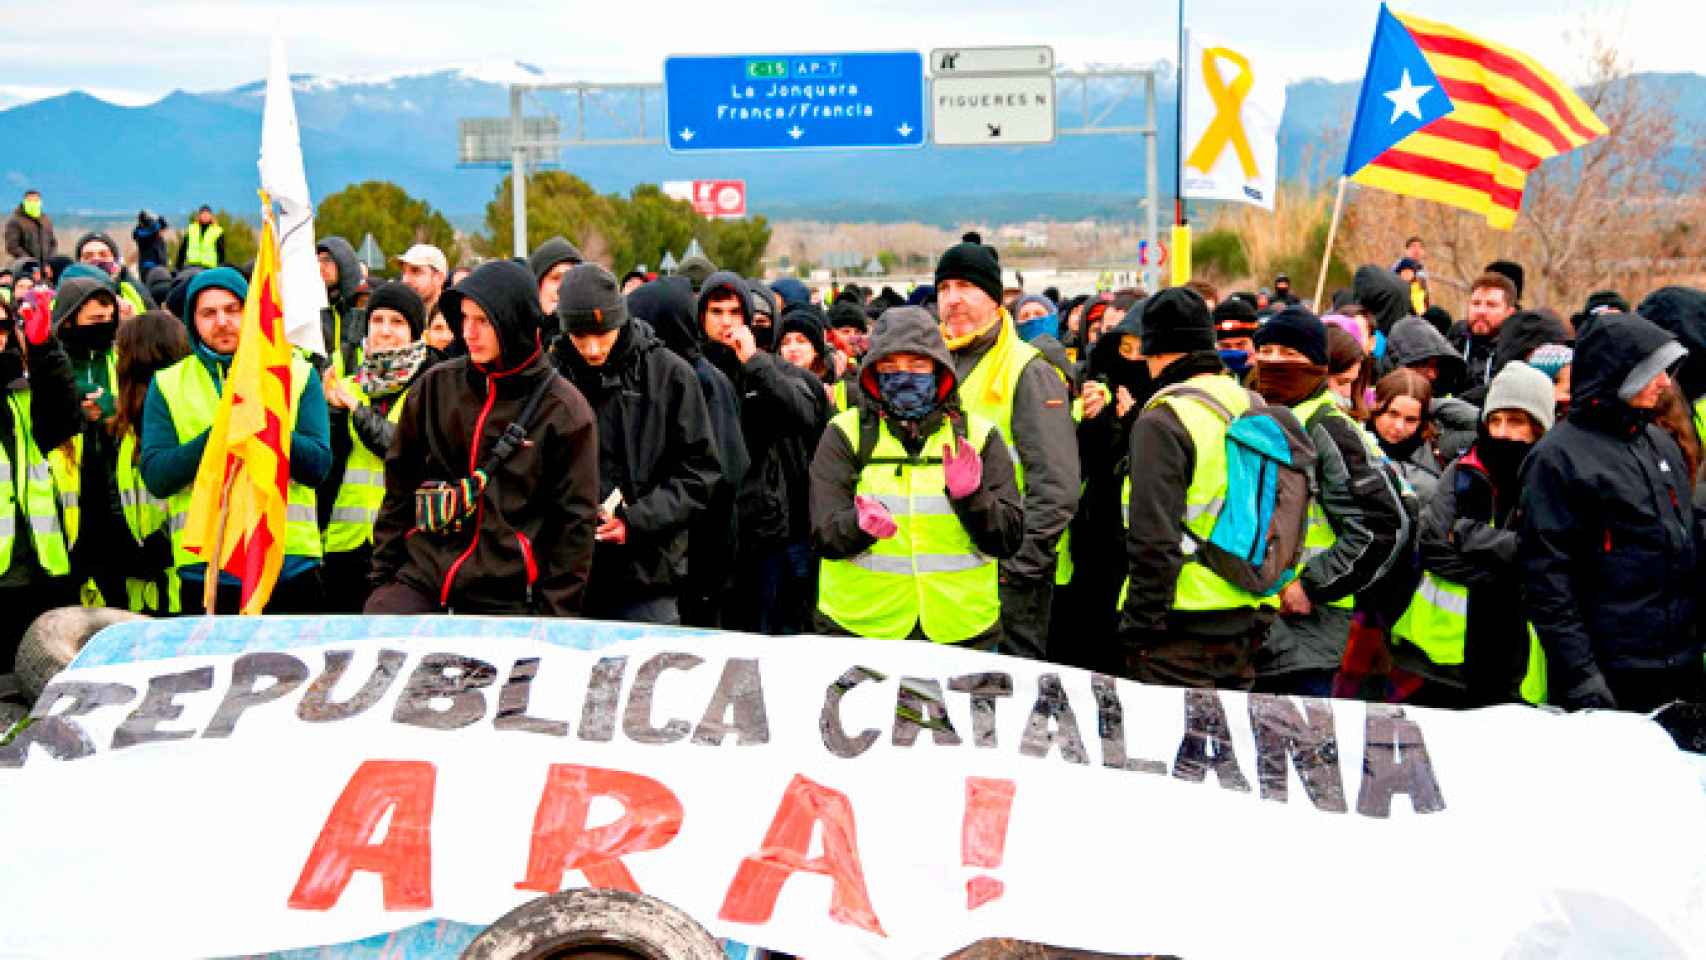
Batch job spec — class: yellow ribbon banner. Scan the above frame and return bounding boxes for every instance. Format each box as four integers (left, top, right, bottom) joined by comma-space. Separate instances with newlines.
1185, 47, 1258, 179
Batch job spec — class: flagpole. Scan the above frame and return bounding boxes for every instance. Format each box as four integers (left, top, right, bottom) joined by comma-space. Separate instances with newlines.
1312, 176, 1349, 313
203, 469, 236, 614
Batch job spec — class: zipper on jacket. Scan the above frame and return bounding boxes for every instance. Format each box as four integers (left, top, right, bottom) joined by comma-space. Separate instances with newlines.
439, 380, 500, 607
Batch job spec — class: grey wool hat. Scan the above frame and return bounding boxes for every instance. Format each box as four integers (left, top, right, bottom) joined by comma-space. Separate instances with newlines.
1483, 360, 1557, 433
556, 263, 628, 334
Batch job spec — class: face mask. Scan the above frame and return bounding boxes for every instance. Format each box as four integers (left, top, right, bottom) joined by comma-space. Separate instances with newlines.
1218, 348, 1251, 377
21, 198, 40, 219
1477, 435, 1533, 487
876, 370, 938, 420
1016, 314, 1058, 344
1254, 360, 1328, 407
61, 320, 116, 352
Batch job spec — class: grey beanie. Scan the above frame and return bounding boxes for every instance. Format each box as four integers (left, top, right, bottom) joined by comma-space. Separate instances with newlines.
556, 263, 627, 334
1483, 361, 1557, 432
528, 236, 584, 284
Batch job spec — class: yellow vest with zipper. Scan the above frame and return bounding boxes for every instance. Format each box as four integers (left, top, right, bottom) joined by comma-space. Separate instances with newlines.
818, 409, 1001, 643
0, 391, 74, 577
324, 381, 406, 553
152, 352, 322, 570
114, 432, 180, 613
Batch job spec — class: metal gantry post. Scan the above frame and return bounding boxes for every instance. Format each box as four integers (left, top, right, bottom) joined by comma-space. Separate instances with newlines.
1144, 71, 1159, 290
510, 85, 528, 259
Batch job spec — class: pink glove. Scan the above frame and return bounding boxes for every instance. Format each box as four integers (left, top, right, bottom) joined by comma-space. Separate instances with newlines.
942, 437, 983, 500
854, 494, 898, 539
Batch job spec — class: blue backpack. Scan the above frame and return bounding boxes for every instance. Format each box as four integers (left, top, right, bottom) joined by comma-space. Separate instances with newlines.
1153, 384, 1317, 596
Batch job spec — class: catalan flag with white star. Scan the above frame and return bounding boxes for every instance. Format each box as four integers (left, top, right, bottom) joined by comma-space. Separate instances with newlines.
1342, 4, 1608, 229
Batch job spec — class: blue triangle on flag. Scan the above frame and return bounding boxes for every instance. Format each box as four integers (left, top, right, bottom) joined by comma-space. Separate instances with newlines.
1342, 4, 1456, 176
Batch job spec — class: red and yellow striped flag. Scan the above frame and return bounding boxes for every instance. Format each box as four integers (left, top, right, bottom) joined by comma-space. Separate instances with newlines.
181, 202, 295, 614
1352, 11, 1609, 229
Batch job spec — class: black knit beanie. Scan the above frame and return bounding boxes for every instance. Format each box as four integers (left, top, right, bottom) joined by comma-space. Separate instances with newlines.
1139, 286, 1216, 355
1253, 304, 1328, 366
556, 263, 628, 334
934, 241, 1003, 306
828, 299, 868, 333
366, 280, 426, 340
1211, 297, 1259, 340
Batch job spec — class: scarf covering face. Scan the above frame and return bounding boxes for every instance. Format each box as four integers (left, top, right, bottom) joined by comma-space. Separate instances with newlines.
1254, 360, 1328, 407
877, 370, 939, 420
355, 340, 428, 398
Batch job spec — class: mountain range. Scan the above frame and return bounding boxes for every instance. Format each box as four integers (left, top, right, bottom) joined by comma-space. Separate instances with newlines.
1, 62, 1698, 227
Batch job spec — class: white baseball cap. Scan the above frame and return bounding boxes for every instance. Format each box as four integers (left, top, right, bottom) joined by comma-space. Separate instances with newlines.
396, 244, 448, 275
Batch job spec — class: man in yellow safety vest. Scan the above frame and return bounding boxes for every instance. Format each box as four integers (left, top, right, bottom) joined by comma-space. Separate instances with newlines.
935, 234, 1078, 660
175, 206, 225, 270
138, 268, 333, 614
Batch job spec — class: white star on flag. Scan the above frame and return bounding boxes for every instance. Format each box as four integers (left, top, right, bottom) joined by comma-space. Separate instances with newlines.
1384, 69, 1433, 124
679, 128, 695, 142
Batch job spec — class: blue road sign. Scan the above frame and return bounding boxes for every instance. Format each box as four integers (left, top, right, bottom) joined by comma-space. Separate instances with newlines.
664, 51, 926, 152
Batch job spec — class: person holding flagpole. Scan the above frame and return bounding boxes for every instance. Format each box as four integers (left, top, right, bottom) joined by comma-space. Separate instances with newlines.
140, 267, 332, 614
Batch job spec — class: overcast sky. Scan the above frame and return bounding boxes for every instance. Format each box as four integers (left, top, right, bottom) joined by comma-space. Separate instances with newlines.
0, 0, 1685, 107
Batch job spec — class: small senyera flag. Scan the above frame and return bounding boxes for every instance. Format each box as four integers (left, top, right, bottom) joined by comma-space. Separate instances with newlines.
180, 200, 295, 614
1344, 4, 1608, 229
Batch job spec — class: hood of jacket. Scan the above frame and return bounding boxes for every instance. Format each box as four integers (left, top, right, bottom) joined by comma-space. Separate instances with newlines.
1353, 264, 1411, 334
527, 236, 584, 284
779, 301, 829, 369
1387, 316, 1467, 391
695, 269, 754, 340
746, 279, 781, 350
1572, 312, 1679, 415
1493, 308, 1572, 372
1087, 310, 1148, 391
858, 305, 958, 405
51, 276, 117, 331
770, 276, 811, 308
315, 236, 363, 308
1638, 286, 1706, 401
629, 275, 701, 363
439, 260, 545, 373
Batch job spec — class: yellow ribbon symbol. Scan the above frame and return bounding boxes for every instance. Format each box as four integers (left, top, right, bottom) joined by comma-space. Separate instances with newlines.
1186, 47, 1258, 179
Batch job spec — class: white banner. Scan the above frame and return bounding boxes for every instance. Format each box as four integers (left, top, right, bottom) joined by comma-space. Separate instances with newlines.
1182, 33, 1285, 210
3, 617, 1704, 959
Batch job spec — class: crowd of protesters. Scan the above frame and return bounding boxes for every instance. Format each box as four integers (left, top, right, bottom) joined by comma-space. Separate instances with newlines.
2, 186, 1703, 716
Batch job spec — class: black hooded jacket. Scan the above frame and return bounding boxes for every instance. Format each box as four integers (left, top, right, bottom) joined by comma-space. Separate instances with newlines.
315, 236, 366, 374
553, 317, 720, 610
371, 261, 599, 615
1517, 313, 1700, 696
631, 276, 749, 608
1638, 286, 1706, 404
809, 306, 1023, 642
1353, 265, 1411, 336
697, 270, 821, 547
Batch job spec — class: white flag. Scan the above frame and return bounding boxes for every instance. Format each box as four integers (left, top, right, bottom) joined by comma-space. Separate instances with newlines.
1181, 33, 1285, 210
259, 34, 327, 357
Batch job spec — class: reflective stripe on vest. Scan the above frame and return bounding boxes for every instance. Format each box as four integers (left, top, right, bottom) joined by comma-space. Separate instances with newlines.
325, 382, 407, 554
114, 432, 180, 613
1291, 392, 1367, 610
0, 391, 73, 576
153, 353, 323, 569
1392, 569, 1549, 704
185, 222, 223, 268
1118, 374, 1273, 613
47, 434, 81, 547
817, 409, 1001, 643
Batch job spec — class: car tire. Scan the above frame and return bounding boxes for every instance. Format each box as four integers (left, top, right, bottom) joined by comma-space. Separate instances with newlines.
14, 607, 146, 700
460, 889, 724, 960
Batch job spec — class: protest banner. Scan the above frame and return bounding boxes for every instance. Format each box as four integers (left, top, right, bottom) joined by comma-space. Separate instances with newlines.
3, 616, 1703, 958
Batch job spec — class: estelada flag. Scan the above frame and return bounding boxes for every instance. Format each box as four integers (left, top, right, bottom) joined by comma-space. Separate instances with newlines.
1343, 4, 1608, 229
180, 204, 295, 614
